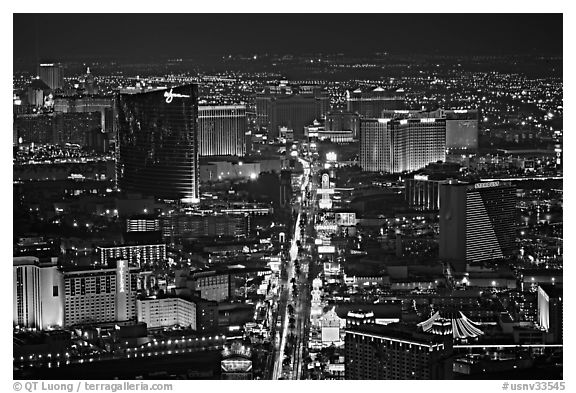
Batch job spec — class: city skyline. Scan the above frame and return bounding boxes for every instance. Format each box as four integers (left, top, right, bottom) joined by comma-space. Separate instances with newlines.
12, 11, 564, 383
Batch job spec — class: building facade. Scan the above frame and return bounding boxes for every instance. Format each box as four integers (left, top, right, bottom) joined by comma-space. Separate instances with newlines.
136, 297, 197, 330
198, 105, 247, 157
537, 284, 563, 343
360, 117, 446, 173
439, 181, 516, 271
62, 260, 139, 327
97, 244, 167, 266
160, 212, 249, 240
445, 109, 479, 153
53, 95, 114, 134
116, 85, 200, 203
405, 175, 446, 211
345, 324, 452, 380
13, 257, 64, 330
38, 63, 64, 90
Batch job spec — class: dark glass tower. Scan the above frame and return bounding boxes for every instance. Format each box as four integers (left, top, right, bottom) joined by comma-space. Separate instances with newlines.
439, 181, 516, 271
116, 84, 200, 203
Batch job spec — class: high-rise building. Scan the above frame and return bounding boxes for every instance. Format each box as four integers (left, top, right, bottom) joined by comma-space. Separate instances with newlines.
347, 87, 406, 117
62, 260, 139, 327
445, 110, 479, 153
380, 108, 478, 155
38, 63, 64, 90
256, 83, 329, 140
359, 118, 392, 172
13, 257, 64, 330
537, 284, 563, 343
360, 117, 446, 173
116, 85, 200, 204
25, 79, 52, 107
439, 181, 516, 271
198, 105, 247, 157
345, 323, 453, 380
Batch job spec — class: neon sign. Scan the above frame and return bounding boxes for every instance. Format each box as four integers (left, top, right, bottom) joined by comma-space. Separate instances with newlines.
118, 260, 126, 293
164, 88, 190, 103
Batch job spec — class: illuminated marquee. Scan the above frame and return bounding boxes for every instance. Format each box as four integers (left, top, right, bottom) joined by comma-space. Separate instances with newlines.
474, 181, 500, 189
318, 245, 336, 254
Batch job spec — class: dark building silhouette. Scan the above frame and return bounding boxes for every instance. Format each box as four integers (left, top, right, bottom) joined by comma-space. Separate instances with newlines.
325, 110, 360, 139
53, 95, 114, 134
26, 79, 52, 108
347, 87, 406, 117
439, 181, 516, 271
345, 323, 453, 379
14, 113, 55, 144
279, 170, 292, 208
256, 83, 328, 140
38, 63, 64, 90
116, 85, 200, 203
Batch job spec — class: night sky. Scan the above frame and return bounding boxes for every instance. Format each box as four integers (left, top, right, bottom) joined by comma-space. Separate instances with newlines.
13, 13, 563, 62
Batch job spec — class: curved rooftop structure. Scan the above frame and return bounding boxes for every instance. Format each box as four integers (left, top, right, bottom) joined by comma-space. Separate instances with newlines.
417, 310, 484, 340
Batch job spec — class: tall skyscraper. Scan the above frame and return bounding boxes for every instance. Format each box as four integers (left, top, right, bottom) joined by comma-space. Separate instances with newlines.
38, 63, 64, 90
345, 323, 453, 380
360, 117, 446, 173
116, 84, 200, 204
359, 118, 391, 172
198, 105, 247, 157
347, 87, 406, 117
439, 181, 516, 271
13, 257, 64, 330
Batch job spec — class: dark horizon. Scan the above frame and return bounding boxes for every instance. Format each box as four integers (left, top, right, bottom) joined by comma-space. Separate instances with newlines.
14, 13, 563, 64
